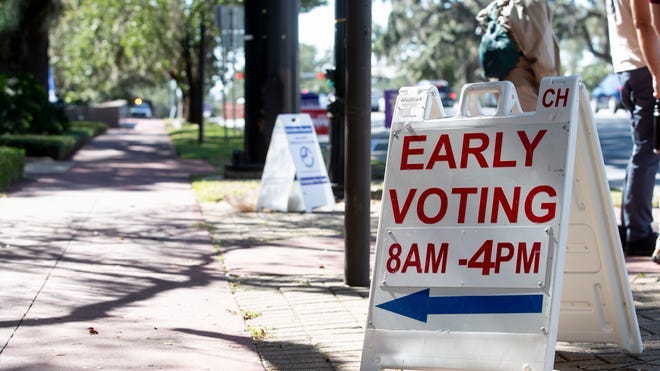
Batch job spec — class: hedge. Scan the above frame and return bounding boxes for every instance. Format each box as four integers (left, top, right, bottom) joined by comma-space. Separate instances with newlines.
70, 121, 107, 137
0, 121, 107, 160
0, 134, 78, 160
0, 146, 25, 191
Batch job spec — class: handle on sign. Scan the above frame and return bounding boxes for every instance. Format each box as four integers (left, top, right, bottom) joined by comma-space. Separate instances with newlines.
455, 81, 522, 118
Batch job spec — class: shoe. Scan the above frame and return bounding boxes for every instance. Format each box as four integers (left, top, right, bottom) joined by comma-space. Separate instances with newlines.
652, 240, 660, 264
625, 232, 658, 257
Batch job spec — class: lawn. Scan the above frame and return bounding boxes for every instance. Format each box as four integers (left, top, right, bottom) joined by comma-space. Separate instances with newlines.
167, 122, 243, 172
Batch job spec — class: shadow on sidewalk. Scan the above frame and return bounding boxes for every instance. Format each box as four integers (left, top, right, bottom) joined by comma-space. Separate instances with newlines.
0, 212, 222, 329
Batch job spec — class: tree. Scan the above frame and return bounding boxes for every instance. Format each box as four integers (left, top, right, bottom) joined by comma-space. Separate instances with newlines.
300, 44, 333, 94
374, 0, 612, 88
50, 0, 327, 123
50, 0, 223, 123
552, 0, 610, 64
374, 0, 489, 88
0, 0, 63, 90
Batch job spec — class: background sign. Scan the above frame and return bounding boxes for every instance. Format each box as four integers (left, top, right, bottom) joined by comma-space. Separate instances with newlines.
256, 114, 334, 213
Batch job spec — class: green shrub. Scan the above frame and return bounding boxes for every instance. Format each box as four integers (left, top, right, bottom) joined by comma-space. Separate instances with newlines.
0, 73, 70, 135
0, 121, 106, 160
0, 134, 77, 160
70, 121, 107, 137
0, 146, 25, 190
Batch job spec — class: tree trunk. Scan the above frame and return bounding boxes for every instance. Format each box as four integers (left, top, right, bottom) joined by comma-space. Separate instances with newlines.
188, 76, 203, 125
0, 0, 55, 90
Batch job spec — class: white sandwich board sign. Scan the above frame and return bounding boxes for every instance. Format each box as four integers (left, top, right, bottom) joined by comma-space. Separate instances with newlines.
360, 76, 642, 371
256, 114, 334, 213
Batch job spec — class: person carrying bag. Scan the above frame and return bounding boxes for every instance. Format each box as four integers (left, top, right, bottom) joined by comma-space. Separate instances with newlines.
477, 0, 560, 111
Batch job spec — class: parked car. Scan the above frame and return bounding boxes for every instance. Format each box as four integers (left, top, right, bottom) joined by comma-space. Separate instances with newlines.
591, 74, 623, 114
129, 97, 153, 118
417, 80, 457, 107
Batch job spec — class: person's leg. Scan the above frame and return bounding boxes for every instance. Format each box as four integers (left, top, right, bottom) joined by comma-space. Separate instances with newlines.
619, 67, 660, 255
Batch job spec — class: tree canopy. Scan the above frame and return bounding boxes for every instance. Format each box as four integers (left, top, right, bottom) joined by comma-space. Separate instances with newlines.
49, 0, 326, 122
50, 0, 221, 123
373, 0, 612, 90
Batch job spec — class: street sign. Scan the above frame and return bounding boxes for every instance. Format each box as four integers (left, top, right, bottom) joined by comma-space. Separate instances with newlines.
256, 114, 334, 213
360, 77, 642, 371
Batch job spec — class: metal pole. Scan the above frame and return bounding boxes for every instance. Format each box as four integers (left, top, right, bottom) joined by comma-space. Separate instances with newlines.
222, 29, 228, 139
197, 21, 205, 144
230, 7, 237, 127
344, 0, 371, 287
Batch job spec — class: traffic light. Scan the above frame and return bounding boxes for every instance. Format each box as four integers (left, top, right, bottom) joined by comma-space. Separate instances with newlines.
324, 68, 336, 88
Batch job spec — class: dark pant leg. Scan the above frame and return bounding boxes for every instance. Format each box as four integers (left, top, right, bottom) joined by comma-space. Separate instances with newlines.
619, 67, 659, 242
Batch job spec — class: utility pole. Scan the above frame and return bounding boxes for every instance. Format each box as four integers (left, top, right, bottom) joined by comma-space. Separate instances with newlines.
328, 0, 346, 199
344, 0, 371, 287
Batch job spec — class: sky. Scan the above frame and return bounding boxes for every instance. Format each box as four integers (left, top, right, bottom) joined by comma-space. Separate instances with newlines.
298, 1, 392, 55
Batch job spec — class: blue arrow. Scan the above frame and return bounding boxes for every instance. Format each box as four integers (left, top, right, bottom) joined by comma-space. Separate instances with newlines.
376, 289, 543, 322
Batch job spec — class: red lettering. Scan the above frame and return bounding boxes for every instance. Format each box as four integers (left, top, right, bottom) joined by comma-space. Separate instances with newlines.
466, 239, 542, 275
468, 239, 496, 275
426, 134, 457, 169
495, 242, 515, 273
417, 188, 448, 224
542, 88, 570, 108
460, 133, 489, 168
389, 188, 417, 224
542, 89, 554, 108
401, 135, 426, 170
385, 242, 448, 274
517, 130, 547, 166
452, 187, 478, 223
426, 243, 448, 273
490, 186, 521, 223
525, 185, 557, 223
555, 88, 570, 107
402, 243, 422, 273
478, 187, 488, 223
515, 242, 541, 273
387, 243, 402, 273
492, 132, 516, 167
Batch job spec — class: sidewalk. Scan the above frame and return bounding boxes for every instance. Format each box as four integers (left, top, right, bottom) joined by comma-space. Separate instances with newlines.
0, 120, 262, 369
1, 119, 660, 370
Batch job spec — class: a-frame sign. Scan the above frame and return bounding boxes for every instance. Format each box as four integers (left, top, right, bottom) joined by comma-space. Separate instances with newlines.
361, 76, 642, 371
256, 114, 334, 213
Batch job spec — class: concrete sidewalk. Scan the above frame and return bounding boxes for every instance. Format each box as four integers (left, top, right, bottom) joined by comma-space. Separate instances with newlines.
204, 200, 660, 370
0, 120, 262, 369
2, 119, 660, 370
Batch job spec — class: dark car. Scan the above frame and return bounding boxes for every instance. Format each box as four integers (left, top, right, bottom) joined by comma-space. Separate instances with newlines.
591, 74, 623, 114
129, 97, 153, 118
418, 80, 457, 107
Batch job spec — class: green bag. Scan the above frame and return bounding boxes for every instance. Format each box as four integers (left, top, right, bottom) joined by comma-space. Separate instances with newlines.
479, 6, 519, 79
